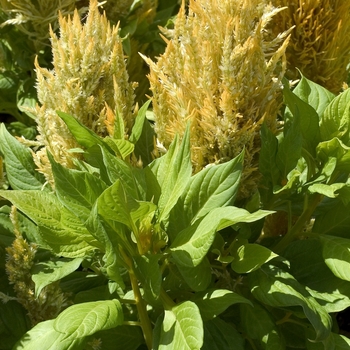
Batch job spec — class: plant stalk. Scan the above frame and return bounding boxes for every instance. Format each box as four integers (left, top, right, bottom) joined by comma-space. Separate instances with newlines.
121, 249, 153, 350
273, 193, 323, 254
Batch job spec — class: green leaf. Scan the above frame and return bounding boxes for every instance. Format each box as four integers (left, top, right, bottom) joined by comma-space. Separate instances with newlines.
316, 137, 350, 172
293, 74, 335, 119
57, 111, 113, 153
308, 183, 344, 198
168, 151, 243, 239
133, 113, 156, 166
313, 200, 350, 238
259, 123, 281, 186
103, 137, 135, 159
0, 299, 31, 349
129, 100, 152, 144
97, 180, 138, 230
320, 89, 350, 144
250, 265, 332, 341
156, 301, 203, 350
333, 333, 350, 348
133, 254, 162, 301
0, 190, 95, 257
149, 124, 192, 223
283, 78, 321, 154
0, 123, 45, 190
193, 289, 252, 321
86, 204, 126, 287
240, 301, 285, 350
176, 257, 212, 292
97, 181, 157, 252
54, 299, 123, 340
32, 258, 83, 297
111, 110, 125, 140
94, 325, 144, 350
170, 207, 272, 267
284, 239, 350, 313
202, 318, 244, 350
319, 234, 350, 282
276, 110, 302, 178
99, 145, 146, 200
231, 243, 278, 274
13, 320, 85, 350
49, 152, 107, 221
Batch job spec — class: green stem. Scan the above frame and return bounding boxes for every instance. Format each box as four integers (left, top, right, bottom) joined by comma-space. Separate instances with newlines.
273, 193, 323, 254
121, 249, 153, 350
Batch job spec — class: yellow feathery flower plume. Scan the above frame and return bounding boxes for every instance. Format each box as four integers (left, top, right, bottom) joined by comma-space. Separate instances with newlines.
34, 0, 136, 186
143, 0, 292, 199
270, 0, 350, 93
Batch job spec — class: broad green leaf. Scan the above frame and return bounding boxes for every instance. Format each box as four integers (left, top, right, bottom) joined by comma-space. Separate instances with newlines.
97, 180, 138, 231
13, 319, 85, 350
149, 125, 192, 223
57, 111, 113, 153
283, 78, 320, 154
133, 110, 156, 166
32, 258, 83, 297
319, 234, 350, 282
0, 299, 30, 349
49, 152, 107, 220
320, 89, 350, 144
176, 257, 212, 292
193, 289, 251, 321
333, 333, 350, 348
313, 200, 350, 238
110, 110, 125, 140
0, 205, 39, 246
308, 183, 345, 198
202, 318, 244, 350
0, 123, 45, 190
0, 190, 95, 257
133, 254, 162, 301
284, 239, 350, 313
168, 151, 243, 239
54, 299, 123, 340
293, 74, 335, 119
276, 110, 302, 178
231, 243, 278, 273
240, 302, 285, 350
97, 180, 157, 255
170, 207, 272, 267
259, 123, 281, 186
103, 137, 134, 159
60, 271, 106, 294
157, 301, 203, 350
316, 137, 350, 172
99, 145, 146, 200
250, 265, 332, 341
129, 100, 152, 144
86, 204, 126, 287
94, 325, 144, 350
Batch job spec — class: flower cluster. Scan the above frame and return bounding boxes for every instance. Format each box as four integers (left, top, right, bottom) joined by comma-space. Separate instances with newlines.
270, 0, 350, 93
5, 207, 68, 325
144, 0, 291, 198
33, 0, 136, 186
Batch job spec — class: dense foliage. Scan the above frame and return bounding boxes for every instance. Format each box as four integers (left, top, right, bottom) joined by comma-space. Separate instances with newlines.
1, 1, 350, 350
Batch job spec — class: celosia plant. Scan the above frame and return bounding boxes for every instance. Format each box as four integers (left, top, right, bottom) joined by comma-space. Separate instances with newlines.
33, 0, 137, 186
270, 0, 350, 93
143, 0, 292, 198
